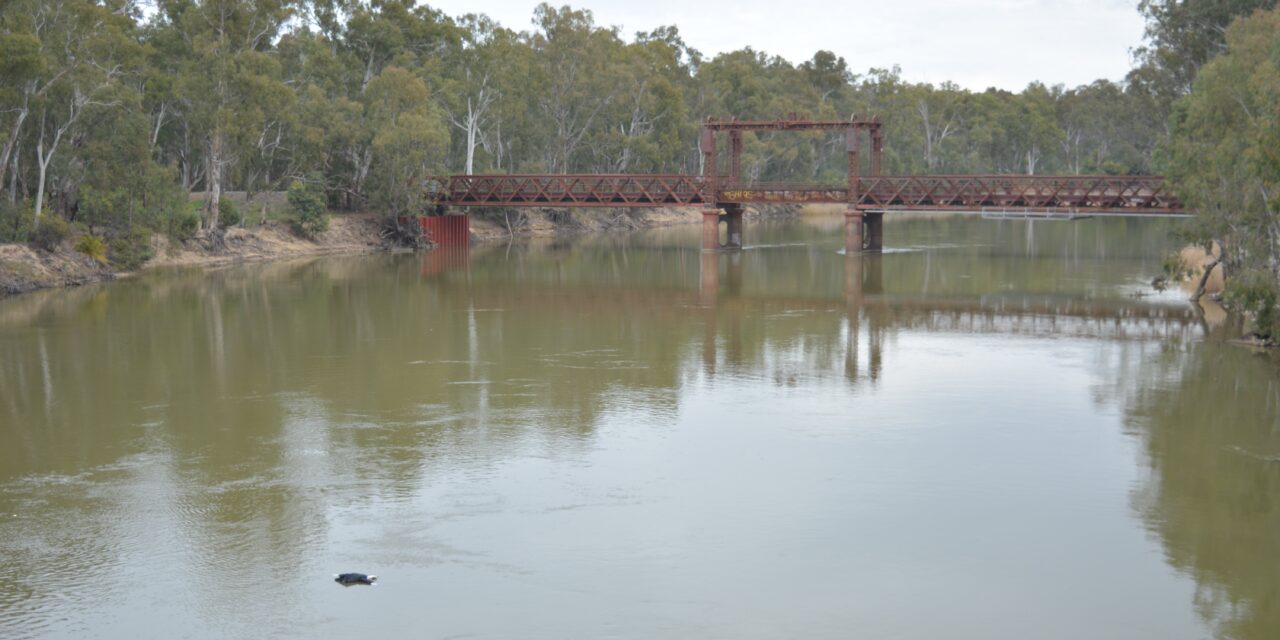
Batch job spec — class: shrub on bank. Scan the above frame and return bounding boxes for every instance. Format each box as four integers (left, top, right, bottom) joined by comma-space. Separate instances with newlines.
169, 203, 201, 241
1226, 274, 1280, 341
109, 225, 154, 270
218, 197, 241, 228
74, 235, 108, 264
0, 202, 33, 243
29, 215, 70, 251
287, 178, 328, 238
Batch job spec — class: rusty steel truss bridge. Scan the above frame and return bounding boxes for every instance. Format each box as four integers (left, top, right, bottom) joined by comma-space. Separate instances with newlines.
425, 116, 1188, 252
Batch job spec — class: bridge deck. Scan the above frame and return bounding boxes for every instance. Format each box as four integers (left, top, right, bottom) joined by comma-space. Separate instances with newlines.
431, 174, 1184, 215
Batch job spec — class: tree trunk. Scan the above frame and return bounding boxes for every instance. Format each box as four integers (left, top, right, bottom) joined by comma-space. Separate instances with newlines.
1191, 255, 1222, 303
465, 109, 477, 175
33, 141, 52, 229
0, 108, 29, 196
8, 139, 19, 206
206, 131, 223, 231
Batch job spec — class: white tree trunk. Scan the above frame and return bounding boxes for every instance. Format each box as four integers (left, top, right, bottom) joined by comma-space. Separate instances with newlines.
33, 147, 48, 228
0, 108, 28, 195
33, 110, 73, 228
207, 132, 223, 231
465, 104, 478, 175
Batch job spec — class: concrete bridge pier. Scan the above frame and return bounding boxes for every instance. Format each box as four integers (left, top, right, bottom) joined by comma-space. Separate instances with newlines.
843, 209, 883, 253
701, 204, 745, 251
844, 209, 864, 254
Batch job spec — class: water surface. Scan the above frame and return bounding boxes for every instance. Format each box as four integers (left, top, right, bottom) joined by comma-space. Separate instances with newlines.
2, 215, 1277, 639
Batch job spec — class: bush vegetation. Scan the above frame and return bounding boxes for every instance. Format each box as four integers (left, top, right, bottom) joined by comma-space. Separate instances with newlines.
287, 179, 329, 239
29, 216, 70, 252
74, 235, 108, 264
108, 225, 154, 270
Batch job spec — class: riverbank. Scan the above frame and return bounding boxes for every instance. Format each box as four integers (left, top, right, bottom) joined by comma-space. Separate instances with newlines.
0, 205, 729, 297
0, 214, 385, 297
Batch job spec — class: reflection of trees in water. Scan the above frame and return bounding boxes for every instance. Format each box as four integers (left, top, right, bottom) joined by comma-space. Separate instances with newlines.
0, 216, 1206, 632
1119, 342, 1280, 640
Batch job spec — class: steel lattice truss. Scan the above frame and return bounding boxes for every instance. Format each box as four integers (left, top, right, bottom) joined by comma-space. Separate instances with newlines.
431, 174, 1183, 215
438, 174, 704, 207
853, 175, 1182, 213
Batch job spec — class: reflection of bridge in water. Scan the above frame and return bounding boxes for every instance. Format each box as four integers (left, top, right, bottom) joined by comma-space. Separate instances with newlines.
421, 246, 1203, 385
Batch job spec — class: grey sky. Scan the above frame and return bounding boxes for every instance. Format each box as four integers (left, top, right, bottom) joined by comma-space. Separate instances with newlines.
428, 0, 1147, 91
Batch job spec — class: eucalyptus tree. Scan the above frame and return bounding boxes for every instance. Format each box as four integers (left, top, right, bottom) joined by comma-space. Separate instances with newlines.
153, 0, 296, 231
529, 4, 624, 173
588, 26, 695, 173
22, 0, 138, 227
912, 82, 966, 173
1165, 7, 1280, 329
442, 14, 502, 175
363, 66, 448, 217
1131, 0, 1278, 101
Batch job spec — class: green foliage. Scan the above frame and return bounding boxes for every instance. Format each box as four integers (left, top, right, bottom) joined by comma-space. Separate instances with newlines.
218, 198, 242, 228
365, 67, 449, 218
1132, 0, 1278, 98
29, 216, 70, 252
0, 203, 34, 244
1226, 274, 1280, 339
74, 234, 107, 264
108, 225, 154, 271
1165, 7, 1280, 296
287, 178, 328, 238
169, 203, 201, 242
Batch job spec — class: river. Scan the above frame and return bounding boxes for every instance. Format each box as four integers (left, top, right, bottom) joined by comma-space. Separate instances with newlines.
1, 214, 1277, 639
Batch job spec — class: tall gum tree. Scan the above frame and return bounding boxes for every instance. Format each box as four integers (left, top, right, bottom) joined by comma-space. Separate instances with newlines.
1166, 7, 1280, 324
157, 0, 295, 231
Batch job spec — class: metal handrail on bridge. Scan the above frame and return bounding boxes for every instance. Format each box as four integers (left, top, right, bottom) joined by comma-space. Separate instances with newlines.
428, 173, 1184, 215
852, 175, 1183, 213
431, 174, 706, 207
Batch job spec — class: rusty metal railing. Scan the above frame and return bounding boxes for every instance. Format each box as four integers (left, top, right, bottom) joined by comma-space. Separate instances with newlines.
426, 173, 1185, 214
852, 175, 1182, 213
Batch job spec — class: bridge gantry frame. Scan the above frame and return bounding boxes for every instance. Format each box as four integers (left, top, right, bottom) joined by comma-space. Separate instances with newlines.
426, 114, 1187, 253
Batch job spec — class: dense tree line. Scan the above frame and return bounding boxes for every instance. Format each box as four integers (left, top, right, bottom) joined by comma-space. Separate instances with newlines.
2, 0, 1197, 244
1, 0, 1276, 322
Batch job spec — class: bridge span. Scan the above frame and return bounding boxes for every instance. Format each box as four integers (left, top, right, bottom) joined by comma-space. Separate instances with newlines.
426, 116, 1188, 252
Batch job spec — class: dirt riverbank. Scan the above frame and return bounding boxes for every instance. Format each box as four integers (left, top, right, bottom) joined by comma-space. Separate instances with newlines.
0, 205, 732, 297
0, 214, 385, 297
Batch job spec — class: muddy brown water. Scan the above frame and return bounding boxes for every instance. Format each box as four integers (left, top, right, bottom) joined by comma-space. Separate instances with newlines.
1, 215, 1277, 639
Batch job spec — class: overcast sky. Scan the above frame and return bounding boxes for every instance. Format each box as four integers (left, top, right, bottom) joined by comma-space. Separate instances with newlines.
426, 0, 1147, 91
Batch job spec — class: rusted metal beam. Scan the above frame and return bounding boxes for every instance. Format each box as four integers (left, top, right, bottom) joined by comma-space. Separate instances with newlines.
704, 115, 882, 131
427, 173, 1184, 214
851, 175, 1183, 212
432, 174, 706, 207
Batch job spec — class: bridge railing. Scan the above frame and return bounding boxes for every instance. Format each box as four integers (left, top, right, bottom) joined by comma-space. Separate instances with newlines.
430, 174, 706, 207
425, 173, 1185, 214
853, 175, 1182, 212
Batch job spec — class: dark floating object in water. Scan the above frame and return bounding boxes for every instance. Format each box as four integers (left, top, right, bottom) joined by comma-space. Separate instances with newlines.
335, 573, 377, 586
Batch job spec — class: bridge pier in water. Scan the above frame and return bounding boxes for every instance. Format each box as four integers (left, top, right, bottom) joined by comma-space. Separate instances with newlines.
844, 210, 883, 253
701, 204, 745, 251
